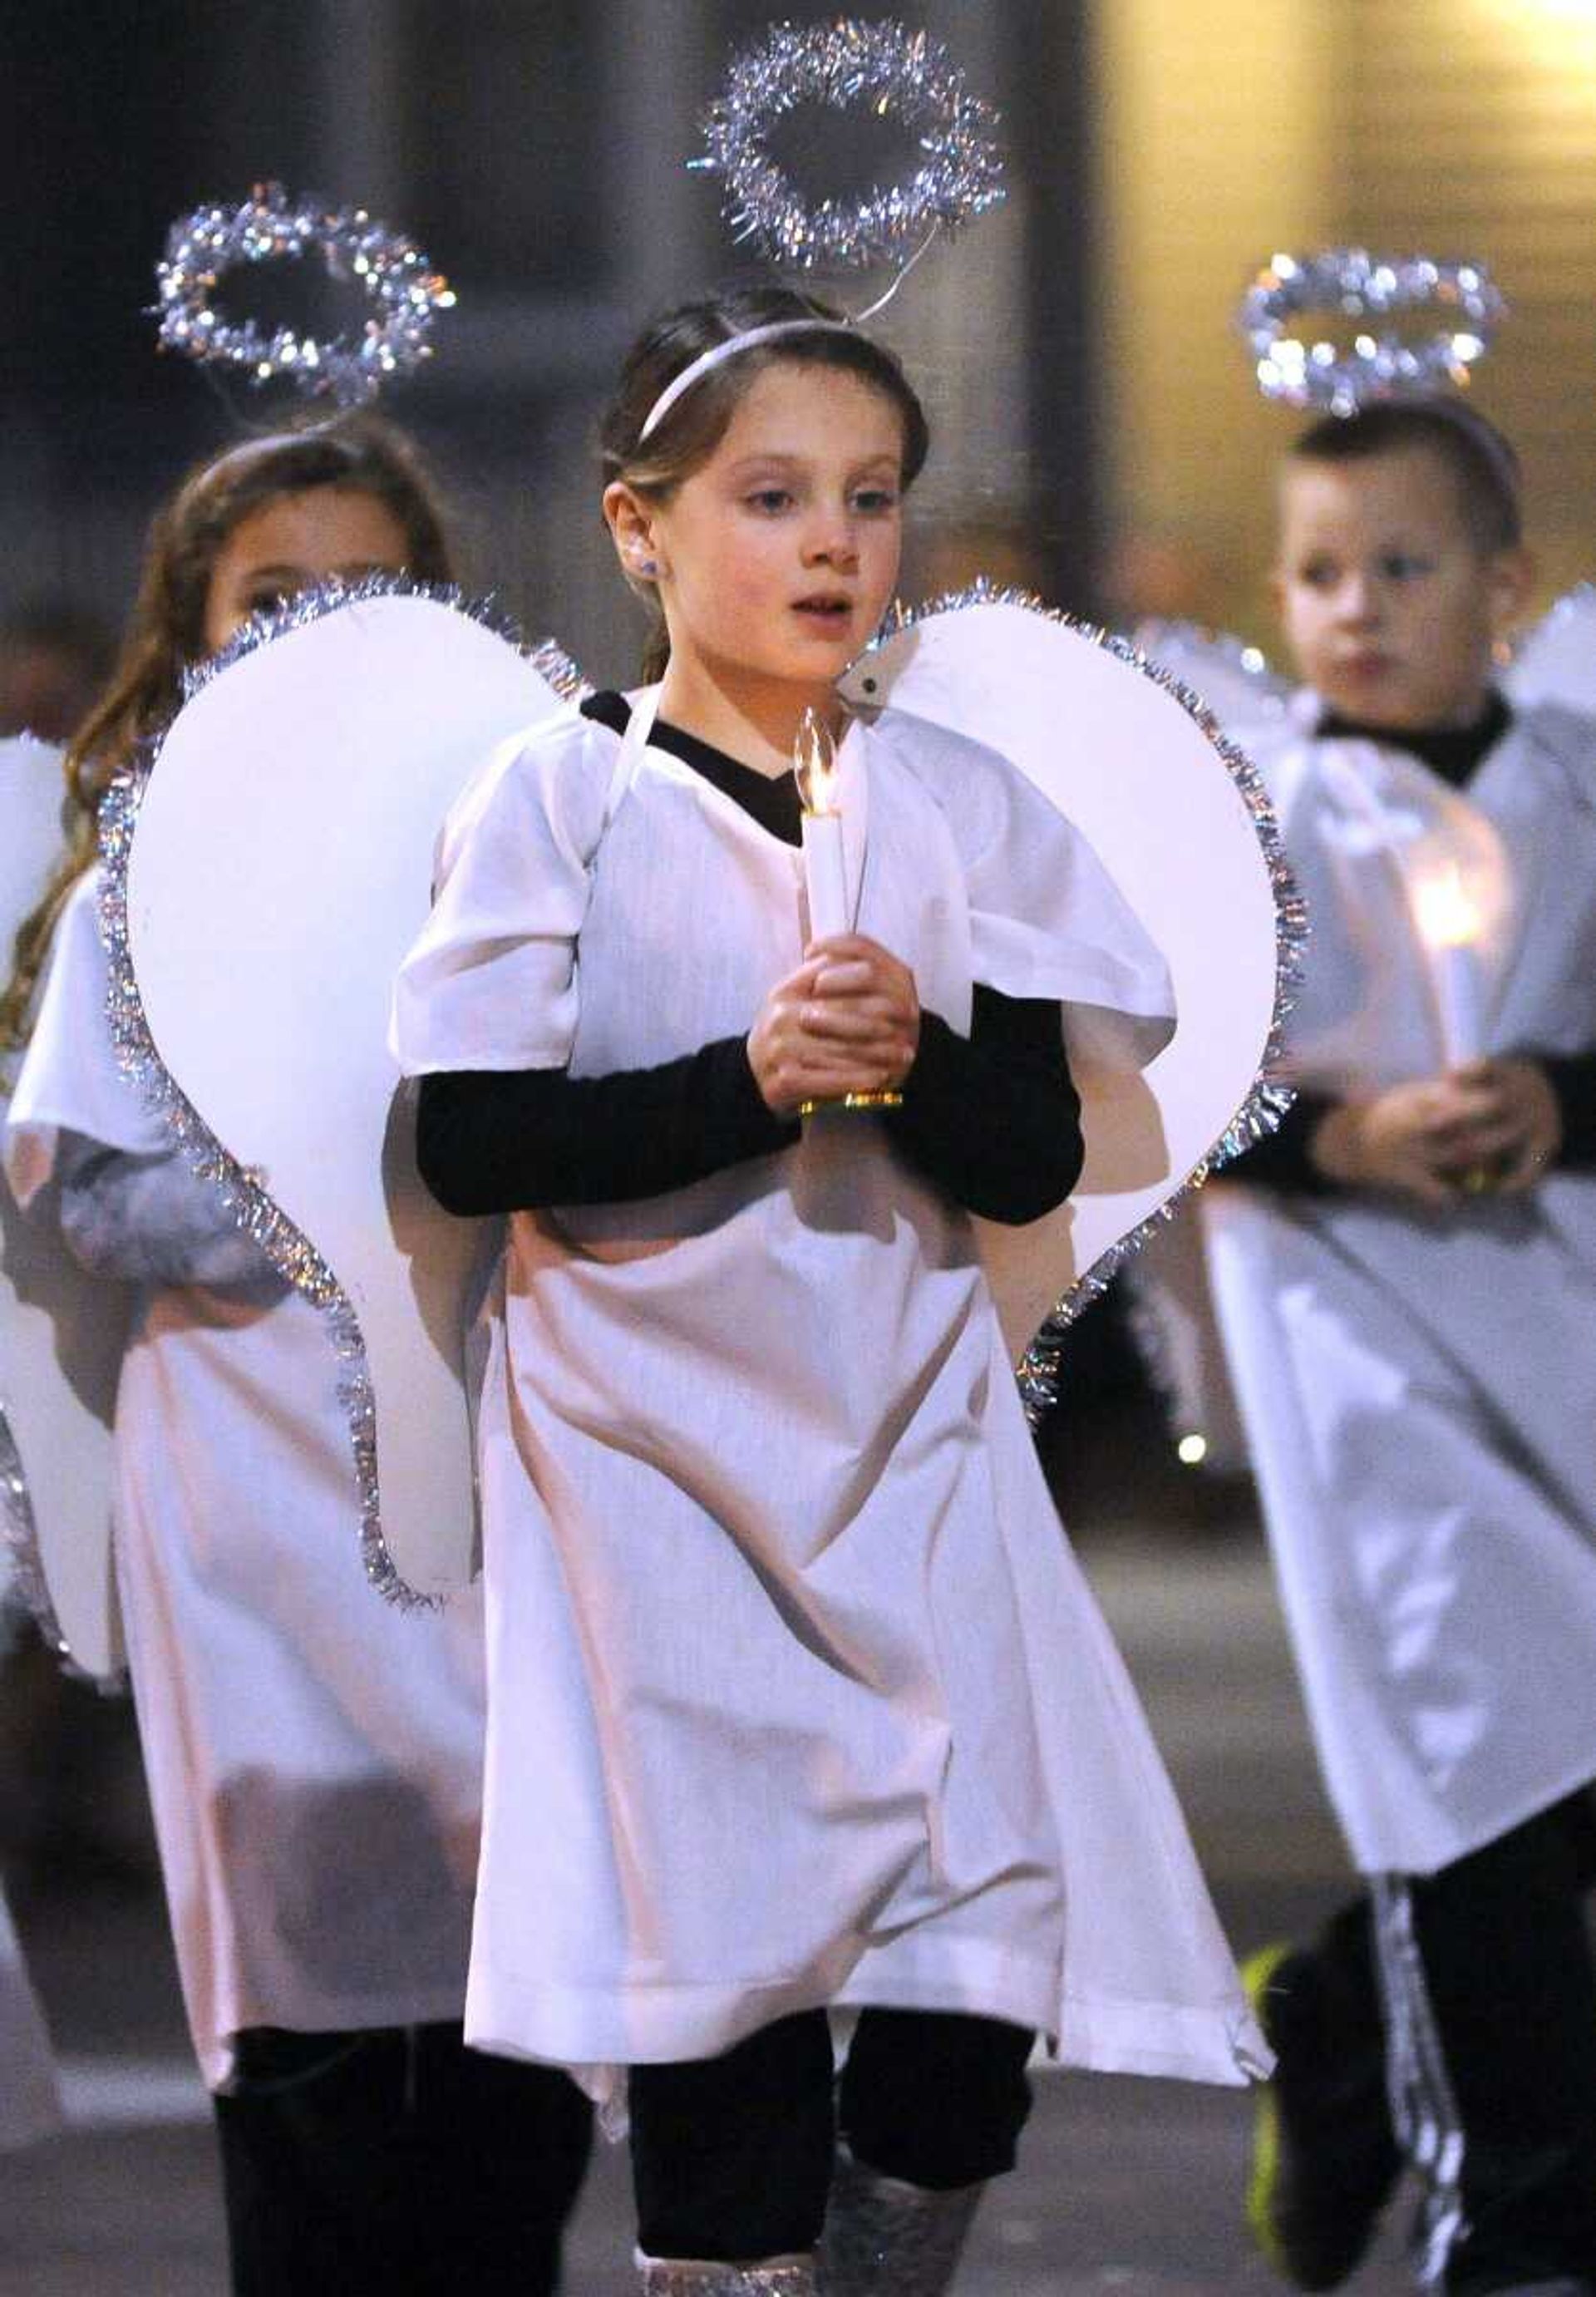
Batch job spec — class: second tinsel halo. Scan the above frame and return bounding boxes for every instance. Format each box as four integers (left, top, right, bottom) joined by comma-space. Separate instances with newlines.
692, 17, 1005, 271
155, 182, 456, 408
1239, 249, 1505, 417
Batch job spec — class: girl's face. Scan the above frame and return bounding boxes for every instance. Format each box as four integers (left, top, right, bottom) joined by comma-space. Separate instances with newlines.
1273, 446, 1530, 730
622, 360, 906, 711
201, 486, 411, 655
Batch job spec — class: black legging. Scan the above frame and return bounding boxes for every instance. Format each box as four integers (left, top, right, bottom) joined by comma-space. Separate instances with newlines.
1292, 1791, 1596, 2295
213, 2020, 593, 2296
628, 2006, 1035, 2262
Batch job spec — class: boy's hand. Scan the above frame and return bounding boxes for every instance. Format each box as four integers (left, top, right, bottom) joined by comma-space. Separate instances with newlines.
1438, 1057, 1562, 1193
747, 937, 919, 1117
1310, 1062, 1561, 1204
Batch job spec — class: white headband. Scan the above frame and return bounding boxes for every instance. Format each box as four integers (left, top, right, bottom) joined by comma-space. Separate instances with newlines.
636, 318, 855, 446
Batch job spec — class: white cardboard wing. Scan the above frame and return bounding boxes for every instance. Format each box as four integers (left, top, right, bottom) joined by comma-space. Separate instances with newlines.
1504, 585, 1596, 715
125, 595, 571, 1599
0, 737, 126, 1679
838, 598, 1287, 1363
1130, 617, 1293, 739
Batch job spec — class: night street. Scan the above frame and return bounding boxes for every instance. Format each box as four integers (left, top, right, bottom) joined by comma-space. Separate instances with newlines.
1, 1497, 1418, 2294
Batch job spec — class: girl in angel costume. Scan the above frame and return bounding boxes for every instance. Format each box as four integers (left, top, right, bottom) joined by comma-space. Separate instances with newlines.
0, 421, 592, 2295
392, 282, 1268, 2297
1171, 395, 1596, 2297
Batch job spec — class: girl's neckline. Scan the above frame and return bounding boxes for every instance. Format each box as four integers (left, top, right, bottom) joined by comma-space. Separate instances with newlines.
581, 688, 805, 848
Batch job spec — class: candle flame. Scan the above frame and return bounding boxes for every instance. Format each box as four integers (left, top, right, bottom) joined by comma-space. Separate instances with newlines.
1410, 860, 1483, 952
793, 707, 840, 816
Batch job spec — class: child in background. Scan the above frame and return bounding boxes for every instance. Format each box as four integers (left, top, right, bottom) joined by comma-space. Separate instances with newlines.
1209, 401, 1596, 2297
1, 421, 591, 2297
394, 283, 1264, 2297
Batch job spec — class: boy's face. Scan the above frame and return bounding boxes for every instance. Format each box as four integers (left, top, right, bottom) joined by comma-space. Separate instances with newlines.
1273, 443, 1530, 730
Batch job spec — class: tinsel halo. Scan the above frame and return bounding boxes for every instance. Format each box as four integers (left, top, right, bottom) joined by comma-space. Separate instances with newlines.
1239, 249, 1505, 417
693, 17, 1005, 271
155, 182, 456, 407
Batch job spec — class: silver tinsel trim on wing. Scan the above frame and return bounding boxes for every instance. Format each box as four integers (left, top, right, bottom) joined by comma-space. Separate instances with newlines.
1239, 249, 1504, 417
0, 1400, 121, 1688
0, 1401, 62, 1655
863, 582, 1306, 1426
692, 18, 1005, 271
98, 578, 584, 1607
176, 570, 585, 709
1371, 1873, 1467, 2290
155, 182, 456, 407
1129, 618, 1294, 728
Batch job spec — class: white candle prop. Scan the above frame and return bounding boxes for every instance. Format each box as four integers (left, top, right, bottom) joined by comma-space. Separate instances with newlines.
1409, 860, 1486, 1068
794, 707, 849, 942
791, 706, 899, 1115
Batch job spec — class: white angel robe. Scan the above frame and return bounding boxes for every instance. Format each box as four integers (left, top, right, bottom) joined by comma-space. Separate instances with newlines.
1204, 693, 1596, 1877
2, 870, 490, 2088
392, 697, 1267, 2100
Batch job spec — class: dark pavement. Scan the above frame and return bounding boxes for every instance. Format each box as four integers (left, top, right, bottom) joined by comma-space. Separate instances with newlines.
0, 1451, 1421, 2293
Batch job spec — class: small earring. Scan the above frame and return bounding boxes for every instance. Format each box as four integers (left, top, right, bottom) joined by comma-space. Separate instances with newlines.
633, 553, 658, 579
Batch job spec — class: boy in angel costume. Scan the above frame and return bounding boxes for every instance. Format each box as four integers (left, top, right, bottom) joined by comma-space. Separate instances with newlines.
1167, 344, 1596, 2297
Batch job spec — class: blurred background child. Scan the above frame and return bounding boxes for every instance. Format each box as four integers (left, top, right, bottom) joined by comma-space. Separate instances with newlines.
1209, 399, 1596, 2297
0, 419, 592, 2297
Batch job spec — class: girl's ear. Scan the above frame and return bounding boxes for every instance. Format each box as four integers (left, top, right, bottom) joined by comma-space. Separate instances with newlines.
603, 482, 661, 582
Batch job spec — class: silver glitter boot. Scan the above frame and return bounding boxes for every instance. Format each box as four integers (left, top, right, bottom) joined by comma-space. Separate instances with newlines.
817, 2147, 983, 2294
636, 2253, 819, 2294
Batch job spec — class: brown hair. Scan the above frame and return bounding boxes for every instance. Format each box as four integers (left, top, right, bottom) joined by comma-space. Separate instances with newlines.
1288, 398, 1523, 555
601, 286, 931, 680
0, 414, 456, 1052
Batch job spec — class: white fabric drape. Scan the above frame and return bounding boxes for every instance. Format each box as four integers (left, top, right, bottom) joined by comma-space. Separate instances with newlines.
393, 702, 1264, 2107
4, 871, 490, 2088
1204, 697, 1596, 1875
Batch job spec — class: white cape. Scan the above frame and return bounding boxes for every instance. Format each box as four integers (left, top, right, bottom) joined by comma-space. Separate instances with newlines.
1206, 693, 1596, 1875
393, 638, 1278, 2099
0, 737, 126, 1679
124, 589, 1287, 2097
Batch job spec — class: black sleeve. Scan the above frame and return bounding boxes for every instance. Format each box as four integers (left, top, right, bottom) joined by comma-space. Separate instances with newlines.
415, 1038, 799, 1215
1224, 1052, 1596, 1194
887, 987, 1081, 1225
416, 988, 1080, 1225
1535, 1051, 1596, 1170
1219, 1088, 1339, 1196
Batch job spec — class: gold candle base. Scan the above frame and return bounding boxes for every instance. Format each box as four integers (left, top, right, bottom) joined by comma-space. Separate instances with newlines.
797, 1089, 904, 1118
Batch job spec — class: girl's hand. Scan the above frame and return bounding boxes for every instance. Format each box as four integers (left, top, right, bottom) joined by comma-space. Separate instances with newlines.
746, 938, 919, 1117
803, 934, 920, 1084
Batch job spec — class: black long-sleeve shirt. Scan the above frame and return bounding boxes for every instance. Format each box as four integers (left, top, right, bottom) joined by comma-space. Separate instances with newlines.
415, 693, 1083, 1228
1232, 693, 1596, 1193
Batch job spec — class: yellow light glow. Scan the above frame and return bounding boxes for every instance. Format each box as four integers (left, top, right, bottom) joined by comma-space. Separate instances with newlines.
1409, 860, 1483, 953
793, 707, 841, 816
1484, 0, 1596, 63
1177, 1432, 1209, 1467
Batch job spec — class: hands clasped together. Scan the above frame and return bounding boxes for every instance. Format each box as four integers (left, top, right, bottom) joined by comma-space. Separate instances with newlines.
748, 934, 921, 1119
1312, 1057, 1564, 1207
